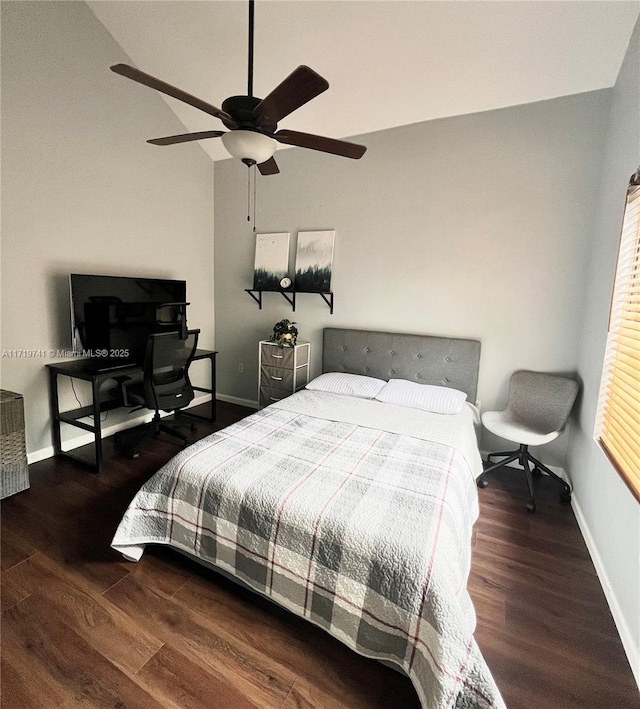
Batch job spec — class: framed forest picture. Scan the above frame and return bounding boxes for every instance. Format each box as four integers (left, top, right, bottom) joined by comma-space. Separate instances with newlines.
253, 232, 290, 290
294, 230, 335, 292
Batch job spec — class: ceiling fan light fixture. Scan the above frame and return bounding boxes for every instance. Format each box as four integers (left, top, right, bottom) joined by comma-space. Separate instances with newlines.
221, 130, 276, 164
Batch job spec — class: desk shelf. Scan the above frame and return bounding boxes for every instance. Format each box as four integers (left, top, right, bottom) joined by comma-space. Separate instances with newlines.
46, 349, 217, 473
245, 289, 334, 314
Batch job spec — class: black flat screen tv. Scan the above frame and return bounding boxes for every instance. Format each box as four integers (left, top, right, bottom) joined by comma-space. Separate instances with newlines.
70, 274, 187, 369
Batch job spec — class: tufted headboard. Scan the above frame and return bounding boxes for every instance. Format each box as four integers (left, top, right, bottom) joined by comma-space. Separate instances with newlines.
322, 328, 481, 403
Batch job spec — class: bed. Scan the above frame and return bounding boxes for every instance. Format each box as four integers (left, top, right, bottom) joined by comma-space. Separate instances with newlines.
112, 328, 505, 709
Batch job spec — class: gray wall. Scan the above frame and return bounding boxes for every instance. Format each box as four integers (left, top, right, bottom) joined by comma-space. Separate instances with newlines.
214, 89, 610, 466
566, 19, 640, 683
1, 2, 215, 455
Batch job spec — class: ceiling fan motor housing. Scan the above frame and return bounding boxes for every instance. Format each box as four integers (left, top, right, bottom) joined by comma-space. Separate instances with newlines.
221, 95, 276, 133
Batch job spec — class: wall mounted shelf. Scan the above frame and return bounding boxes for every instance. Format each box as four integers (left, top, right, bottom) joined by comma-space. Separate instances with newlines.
245, 289, 334, 314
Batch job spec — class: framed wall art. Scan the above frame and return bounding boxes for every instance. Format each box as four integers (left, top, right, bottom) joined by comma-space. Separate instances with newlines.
294, 230, 335, 292
253, 232, 290, 291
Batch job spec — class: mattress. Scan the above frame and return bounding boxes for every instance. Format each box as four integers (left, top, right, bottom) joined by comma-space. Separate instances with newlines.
112, 390, 504, 709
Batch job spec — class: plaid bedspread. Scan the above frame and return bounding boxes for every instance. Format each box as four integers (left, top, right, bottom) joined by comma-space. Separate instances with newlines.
112, 392, 505, 709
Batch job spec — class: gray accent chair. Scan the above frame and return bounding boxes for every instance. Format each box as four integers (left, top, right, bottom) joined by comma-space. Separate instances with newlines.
478, 370, 579, 513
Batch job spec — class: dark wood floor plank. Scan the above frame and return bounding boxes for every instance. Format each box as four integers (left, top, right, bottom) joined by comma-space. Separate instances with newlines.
105, 573, 296, 708
0, 655, 67, 709
281, 662, 422, 709
2, 595, 164, 708
280, 678, 377, 709
135, 642, 263, 709
125, 545, 194, 599
471, 495, 535, 534
467, 580, 506, 629
475, 529, 598, 579
477, 621, 639, 709
1, 498, 132, 596
0, 525, 38, 572
472, 534, 606, 605
504, 592, 632, 661
1, 575, 30, 612
2, 552, 162, 675
470, 562, 614, 632
475, 513, 593, 558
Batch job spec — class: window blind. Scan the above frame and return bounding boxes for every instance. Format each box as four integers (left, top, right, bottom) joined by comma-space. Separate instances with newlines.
595, 169, 640, 502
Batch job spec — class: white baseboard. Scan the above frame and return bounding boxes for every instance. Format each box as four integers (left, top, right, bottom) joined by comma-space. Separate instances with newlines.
216, 393, 259, 409
27, 394, 212, 465
571, 494, 640, 689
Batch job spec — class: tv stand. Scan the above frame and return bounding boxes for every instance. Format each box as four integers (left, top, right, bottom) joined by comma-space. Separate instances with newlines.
46, 348, 217, 472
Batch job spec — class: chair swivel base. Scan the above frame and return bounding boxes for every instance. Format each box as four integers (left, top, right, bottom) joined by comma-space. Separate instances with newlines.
477, 443, 571, 513
114, 412, 192, 460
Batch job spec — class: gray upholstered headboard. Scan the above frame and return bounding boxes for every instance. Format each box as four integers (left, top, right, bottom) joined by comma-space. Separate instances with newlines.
322, 328, 481, 403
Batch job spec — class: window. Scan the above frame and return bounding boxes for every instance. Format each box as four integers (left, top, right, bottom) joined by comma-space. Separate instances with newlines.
595, 168, 640, 502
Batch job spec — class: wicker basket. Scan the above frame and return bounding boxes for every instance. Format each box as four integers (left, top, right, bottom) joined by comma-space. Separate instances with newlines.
1, 390, 29, 499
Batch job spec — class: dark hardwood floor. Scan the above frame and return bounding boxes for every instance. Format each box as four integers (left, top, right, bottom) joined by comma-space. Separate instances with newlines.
1, 401, 638, 708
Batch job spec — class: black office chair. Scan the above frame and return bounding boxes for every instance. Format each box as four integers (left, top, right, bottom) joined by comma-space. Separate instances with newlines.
115, 329, 199, 459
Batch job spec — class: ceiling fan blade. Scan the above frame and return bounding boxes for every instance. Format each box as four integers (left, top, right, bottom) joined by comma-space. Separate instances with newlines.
257, 156, 279, 176
147, 131, 225, 146
111, 64, 236, 126
274, 129, 366, 159
253, 66, 329, 126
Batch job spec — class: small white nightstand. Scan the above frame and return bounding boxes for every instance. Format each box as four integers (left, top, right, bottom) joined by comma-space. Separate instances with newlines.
258, 340, 310, 408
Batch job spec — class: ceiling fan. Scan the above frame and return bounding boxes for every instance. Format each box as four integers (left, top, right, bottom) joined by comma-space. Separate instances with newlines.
110, 0, 366, 175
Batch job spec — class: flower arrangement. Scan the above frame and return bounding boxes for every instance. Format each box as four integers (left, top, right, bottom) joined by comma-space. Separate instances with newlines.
271, 319, 298, 348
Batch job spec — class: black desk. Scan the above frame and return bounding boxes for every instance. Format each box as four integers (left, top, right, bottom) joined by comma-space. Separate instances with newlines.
46, 349, 217, 472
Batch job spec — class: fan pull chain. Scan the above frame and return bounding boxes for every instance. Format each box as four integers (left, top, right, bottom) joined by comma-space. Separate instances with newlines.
247, 168, 251, 223
246, 165, 257, 231
253, 165, 257, 233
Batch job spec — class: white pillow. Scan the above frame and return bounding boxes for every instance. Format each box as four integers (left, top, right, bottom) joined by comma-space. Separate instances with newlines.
375, 378, 467, 414
306, 372, 386, 399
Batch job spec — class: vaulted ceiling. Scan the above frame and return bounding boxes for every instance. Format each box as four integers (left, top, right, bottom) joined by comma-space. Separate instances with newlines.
89, 1, 639, 162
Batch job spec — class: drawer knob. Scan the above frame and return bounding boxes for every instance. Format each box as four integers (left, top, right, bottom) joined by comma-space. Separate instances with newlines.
269, 396, 283, 401
271, 376, 283, 381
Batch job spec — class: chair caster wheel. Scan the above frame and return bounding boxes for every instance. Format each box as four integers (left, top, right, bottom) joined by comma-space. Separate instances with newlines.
114, 434, 136, 458
119, 447, 139, 459
526, 501, 537, 513
532, 467, 542, 478
477, 478, 489, 489
560, 491, 572, 504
